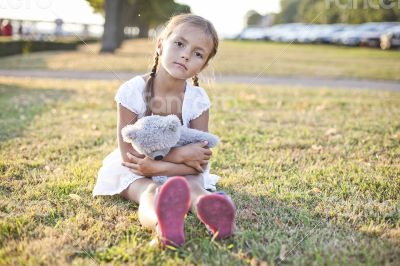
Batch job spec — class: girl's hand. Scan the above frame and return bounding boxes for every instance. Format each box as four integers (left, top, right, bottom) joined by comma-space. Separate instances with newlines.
180, 141, 212, 163
184, 160, 209, 173
122, 152, 160, 176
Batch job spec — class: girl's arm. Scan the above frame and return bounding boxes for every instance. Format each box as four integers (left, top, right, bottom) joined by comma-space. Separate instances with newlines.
158, 161, 201, 176
117, 104, 144, 162
122, 153, 201, 176
162, 142, 210, 164
162, 110, 212, 172
189, 109, 209, 132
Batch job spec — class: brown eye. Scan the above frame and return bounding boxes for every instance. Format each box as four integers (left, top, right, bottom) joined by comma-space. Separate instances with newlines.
195, 52, 203, 58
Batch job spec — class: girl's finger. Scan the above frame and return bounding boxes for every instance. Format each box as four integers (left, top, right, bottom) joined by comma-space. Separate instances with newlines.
204, 155, 211, 160
122, 161, 138, 170
200, 141, 208, 147
134, 153, 146, 159
127, 152, 138, 163
196, 165, 204, 173
204, 149, 212, 156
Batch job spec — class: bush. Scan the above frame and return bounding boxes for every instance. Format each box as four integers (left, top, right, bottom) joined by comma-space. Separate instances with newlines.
0, 38, 97, 57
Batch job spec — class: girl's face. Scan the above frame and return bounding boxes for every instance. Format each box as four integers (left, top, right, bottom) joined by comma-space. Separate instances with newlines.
158, 24, 214, 81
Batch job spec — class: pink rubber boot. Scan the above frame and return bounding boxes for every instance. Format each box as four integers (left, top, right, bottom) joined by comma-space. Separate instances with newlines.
155, 176, 191, 247
196, 192, 236, 239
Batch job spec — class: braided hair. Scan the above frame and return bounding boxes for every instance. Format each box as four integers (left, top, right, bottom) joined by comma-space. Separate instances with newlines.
192, 75, 199, 86
143, 52, 159, 116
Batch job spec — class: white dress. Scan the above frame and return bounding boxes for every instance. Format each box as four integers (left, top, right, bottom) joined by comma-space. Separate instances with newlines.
92, 76, 220, 196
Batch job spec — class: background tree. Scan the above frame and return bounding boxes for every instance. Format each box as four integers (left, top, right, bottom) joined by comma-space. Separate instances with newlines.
130, 0, 190, 38
86, 0, 190, 53
275, 0, 400, 24
100, 0, 123, 52
86, 0, 104, 13
245, 10, 263, 27
274, 0, 300, 24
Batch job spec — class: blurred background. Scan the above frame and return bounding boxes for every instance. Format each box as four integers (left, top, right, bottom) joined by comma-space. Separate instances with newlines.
1, 0, 400, 54
0, 0, 399, 85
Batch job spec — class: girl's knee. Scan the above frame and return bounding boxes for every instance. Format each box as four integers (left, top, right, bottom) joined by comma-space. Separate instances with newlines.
144, 182, 159, 194
184, 174, 204, 187
119, 178, 159, 202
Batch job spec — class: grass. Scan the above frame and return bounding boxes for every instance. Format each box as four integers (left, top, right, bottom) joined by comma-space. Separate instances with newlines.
0, 76, 399, 265
0, 39, 400, 81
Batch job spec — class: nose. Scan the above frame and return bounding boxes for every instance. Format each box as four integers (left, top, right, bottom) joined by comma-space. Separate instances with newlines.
181, 49, 189, 61
154, 155, 163, 160
181, 54, 189, 61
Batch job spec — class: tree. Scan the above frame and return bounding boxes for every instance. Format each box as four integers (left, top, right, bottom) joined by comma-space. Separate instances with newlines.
86, 0, 190, 53
129, 0, 190, 38
86, 0, 104, 13
100, 0, 122, 52
275, 0, 300, 24
275, 0, 400, 25
245, 10, 263, 27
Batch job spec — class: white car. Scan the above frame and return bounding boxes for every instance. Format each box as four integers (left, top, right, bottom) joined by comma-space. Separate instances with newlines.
380, 25, 400, 50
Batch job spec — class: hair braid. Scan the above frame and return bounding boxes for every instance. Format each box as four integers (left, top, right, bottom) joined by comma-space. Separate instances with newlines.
150, 52, 159, 77
192, 75, 199, 86
144, 52, 159, 116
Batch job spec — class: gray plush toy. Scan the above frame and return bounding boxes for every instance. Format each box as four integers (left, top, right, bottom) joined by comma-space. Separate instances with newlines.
121, 115, 219, 160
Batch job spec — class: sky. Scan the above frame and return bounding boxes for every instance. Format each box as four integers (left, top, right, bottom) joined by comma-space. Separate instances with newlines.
0, 0, 104, 24
0, 0, 280, 36
176, 0, 281, 37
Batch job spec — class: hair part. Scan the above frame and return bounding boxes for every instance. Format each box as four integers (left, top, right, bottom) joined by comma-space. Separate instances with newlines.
143, 13, 219, 116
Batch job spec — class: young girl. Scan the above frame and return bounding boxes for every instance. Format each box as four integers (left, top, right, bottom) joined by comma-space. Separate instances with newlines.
93, 14, 235, 247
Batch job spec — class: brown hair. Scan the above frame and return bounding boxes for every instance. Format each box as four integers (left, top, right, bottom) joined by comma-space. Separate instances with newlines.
143, 13, 219, 116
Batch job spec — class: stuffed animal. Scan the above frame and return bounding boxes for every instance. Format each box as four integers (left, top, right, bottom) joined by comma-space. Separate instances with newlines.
121, 115, 219, 160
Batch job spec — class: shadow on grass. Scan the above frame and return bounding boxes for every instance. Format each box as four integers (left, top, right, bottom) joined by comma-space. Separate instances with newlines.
0, 82, 74, 142
228, 191, 399, 265
82, 186, 399, 265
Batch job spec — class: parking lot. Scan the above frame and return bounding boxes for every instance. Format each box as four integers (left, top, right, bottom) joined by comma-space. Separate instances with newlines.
238, 22, 400, 50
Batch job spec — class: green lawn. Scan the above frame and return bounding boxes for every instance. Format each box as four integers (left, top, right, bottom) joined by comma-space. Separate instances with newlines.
0, 39, 400, 81
0, 76, 399, 265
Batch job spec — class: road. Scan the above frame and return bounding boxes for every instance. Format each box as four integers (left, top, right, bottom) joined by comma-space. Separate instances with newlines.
0, 69, 399, 91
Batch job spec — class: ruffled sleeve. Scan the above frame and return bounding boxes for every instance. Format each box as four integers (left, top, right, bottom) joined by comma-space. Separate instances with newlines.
114, 76, 146, 116
184, 85, 211, 123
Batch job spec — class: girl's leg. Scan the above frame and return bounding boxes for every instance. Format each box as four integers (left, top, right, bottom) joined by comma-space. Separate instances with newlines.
121, 176, 191, 246
184, 174, 236, 239
120, 178, 160, 230
183, 174, 211, 211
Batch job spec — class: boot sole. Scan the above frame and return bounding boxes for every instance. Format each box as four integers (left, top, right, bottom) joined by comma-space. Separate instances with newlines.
155, 176, 191, 246
197, 194, 235, 239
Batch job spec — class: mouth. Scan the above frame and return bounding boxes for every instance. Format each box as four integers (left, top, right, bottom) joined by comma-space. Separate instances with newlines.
174, 62, 188, 71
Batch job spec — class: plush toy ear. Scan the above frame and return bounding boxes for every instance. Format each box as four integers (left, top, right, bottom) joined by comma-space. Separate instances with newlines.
167, 115, 181, 132
121, 125, 137, 143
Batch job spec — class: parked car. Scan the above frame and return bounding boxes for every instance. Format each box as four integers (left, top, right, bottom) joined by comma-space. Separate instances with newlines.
237, 27, 268, 40
380, 25, 400, 50
237, 22, 400, 49
262, 24, 288, 41
269, 23, 305, 43
330, 25, 358, 45
339, 22, 399, 47
313, 24, 347, 44
360, 22, 399, 47
295, 24, 321, 43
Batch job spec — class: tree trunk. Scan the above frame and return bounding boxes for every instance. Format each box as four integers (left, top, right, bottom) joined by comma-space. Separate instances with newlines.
116, 0, 131, 48
138, 22, 149, 38
116, 13, 125, 48
100, 0, 123, 53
